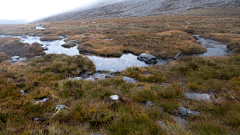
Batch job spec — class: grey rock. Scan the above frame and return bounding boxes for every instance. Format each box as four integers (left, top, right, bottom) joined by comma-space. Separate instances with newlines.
158, 121, 167, 129
72, 77, 83, 81
145, 101, 153, 107
35, 97, 50, 104
185, 92, 211, 102
137, 53, 157, 64
162, 83, 170, 86
123, 76, 137, 83
179, 107, 200, 116
20, 90, 26, 96
93, 73, 113, 80
34, 117, 40, 121
52, 105, 69, 117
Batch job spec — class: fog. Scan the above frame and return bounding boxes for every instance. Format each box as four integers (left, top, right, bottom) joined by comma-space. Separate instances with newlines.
0, 0, 125, 22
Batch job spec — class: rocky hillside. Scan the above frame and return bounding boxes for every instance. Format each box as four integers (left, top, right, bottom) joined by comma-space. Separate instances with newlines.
32, 0, 240, 23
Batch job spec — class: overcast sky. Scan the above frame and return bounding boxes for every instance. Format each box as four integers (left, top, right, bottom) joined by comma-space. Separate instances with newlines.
0, 0, 102, 22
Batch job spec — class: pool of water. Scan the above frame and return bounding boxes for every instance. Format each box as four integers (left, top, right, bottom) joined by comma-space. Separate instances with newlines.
192, 35, 231, 57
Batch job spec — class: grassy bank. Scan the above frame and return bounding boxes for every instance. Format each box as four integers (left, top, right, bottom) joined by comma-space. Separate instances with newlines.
0, 53, 240, 134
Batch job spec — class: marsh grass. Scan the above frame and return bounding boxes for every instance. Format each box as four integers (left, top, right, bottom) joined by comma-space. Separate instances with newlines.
0, 7, 240, 134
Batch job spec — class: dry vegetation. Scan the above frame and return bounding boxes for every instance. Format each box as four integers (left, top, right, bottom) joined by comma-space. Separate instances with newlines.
0, 7, 240, 134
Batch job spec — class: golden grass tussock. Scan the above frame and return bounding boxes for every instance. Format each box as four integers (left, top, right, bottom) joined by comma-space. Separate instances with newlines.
40, 35, 61, 41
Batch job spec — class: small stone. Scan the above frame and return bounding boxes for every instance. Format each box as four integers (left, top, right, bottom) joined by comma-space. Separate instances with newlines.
110, 95, 119, 100
20, 90, 26, 96
72, 77, 83, 81
162, 83, 170, 86
35, 97, 49, 104
185, 92, 211, 102
34, 117, 39, 121
145, 101, 153, 107
52, 105, 68, 117
179, 107, 200, 116
123, 76, 137, 83
158, 121, 167, 129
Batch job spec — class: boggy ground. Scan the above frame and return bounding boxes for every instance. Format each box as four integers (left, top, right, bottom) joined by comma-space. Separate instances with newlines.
0, 37, 45, 62
0, 7, 240, 58
0, 7, 240, 134
0, 54, 240, 134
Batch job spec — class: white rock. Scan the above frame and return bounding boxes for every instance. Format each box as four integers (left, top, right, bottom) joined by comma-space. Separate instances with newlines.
35, 97, 49, 104
52, 105, 69, 117
110, 95, 119, 100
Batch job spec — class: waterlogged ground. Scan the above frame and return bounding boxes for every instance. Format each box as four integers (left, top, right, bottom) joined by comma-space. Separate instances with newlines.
0, 34, 231, 72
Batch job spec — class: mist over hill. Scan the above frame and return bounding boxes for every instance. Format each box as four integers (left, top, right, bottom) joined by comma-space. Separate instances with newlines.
31, 0, 240, 23
0, 19, 28, 24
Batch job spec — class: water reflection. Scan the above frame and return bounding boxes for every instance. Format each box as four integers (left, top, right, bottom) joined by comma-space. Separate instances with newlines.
193, 35, 231, 57
35, 26, 46, 30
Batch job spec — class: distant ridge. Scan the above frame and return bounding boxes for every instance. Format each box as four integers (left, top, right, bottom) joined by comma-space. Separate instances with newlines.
31, 0, 240, 23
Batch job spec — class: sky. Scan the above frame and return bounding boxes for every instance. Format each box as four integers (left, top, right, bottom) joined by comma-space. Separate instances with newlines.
0, 0, 101, 22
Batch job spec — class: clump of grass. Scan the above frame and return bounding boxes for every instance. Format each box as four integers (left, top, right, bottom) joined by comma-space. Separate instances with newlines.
40, 35, 61, 41
228, 40, 240, 53
0, 52, 10, 62
30, 54, 95, 75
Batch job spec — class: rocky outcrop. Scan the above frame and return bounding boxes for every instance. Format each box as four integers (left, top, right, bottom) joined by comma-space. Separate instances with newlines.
137, 53, 157, 64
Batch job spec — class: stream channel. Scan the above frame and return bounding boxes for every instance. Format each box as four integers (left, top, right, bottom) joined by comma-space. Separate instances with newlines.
0, 34, 231, 72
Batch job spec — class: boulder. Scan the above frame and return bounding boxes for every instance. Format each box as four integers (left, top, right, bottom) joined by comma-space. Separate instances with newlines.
137, 53, 157, 64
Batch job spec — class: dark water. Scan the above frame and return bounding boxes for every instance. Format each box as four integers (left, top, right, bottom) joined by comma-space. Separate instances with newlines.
0, 34, 231, 72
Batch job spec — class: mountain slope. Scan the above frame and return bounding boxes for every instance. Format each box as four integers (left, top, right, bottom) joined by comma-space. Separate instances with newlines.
32, 0, 240, 23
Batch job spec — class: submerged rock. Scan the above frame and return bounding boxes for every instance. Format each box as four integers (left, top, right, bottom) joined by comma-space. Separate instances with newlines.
137, 53, 157, 64
185, 92, 211, 102
42, 47, 48, 50
179, 107, 200, 116
123, 76, 137, 83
